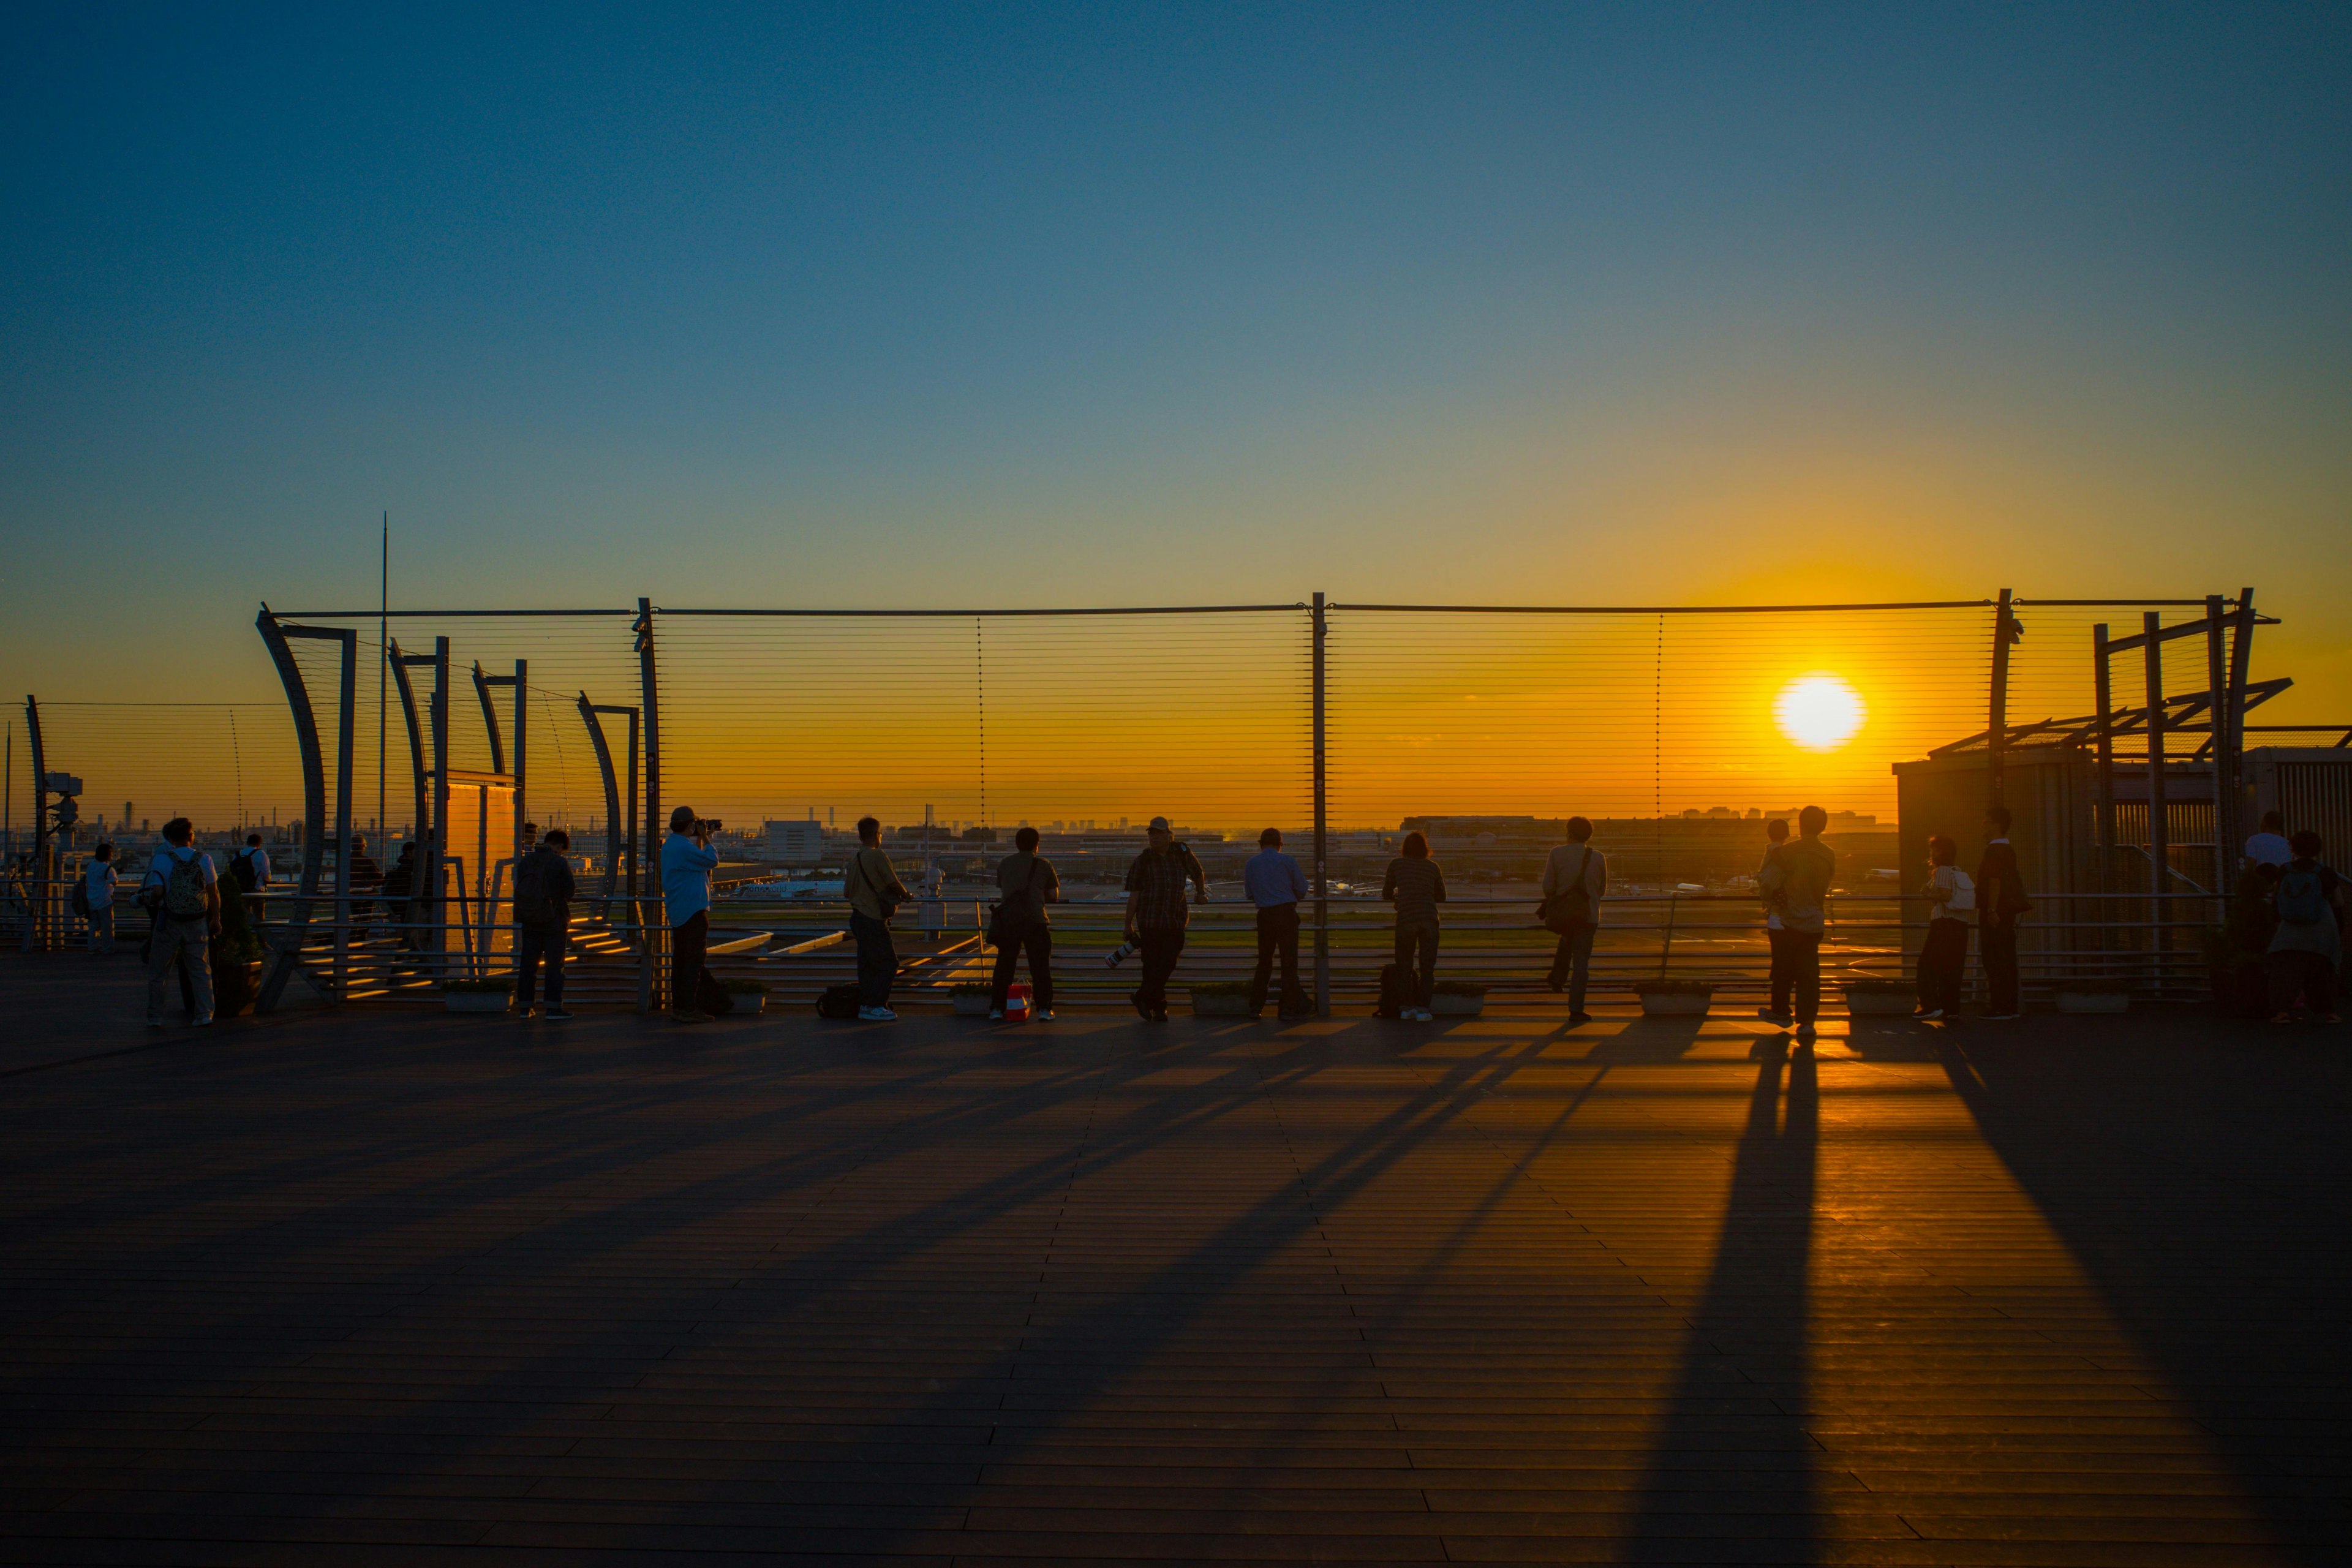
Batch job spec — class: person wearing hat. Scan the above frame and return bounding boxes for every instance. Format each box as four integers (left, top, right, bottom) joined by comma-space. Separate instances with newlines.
1122, 816, 1208, 1022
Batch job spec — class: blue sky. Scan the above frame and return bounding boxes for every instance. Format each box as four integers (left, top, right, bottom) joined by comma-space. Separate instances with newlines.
3, 2, 2348, 703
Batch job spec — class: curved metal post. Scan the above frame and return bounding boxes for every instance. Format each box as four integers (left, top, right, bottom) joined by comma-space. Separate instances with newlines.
385, 639, 431, 853
578, 694, 625, 908
22, 696, 50, 952
471, 662, 507, 775
256, 609, 326, 1009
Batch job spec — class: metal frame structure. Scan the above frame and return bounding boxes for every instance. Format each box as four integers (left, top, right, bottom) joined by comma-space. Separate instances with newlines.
254, 608, 356, 1009
250, 588, 2311, 1013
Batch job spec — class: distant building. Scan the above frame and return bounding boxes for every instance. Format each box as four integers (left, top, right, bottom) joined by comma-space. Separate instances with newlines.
763, 819, 826, 864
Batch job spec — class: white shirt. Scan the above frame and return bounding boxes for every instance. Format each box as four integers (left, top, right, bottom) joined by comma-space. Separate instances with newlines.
85, 862, 118, 911
143, 845, 218, 893
2245, 832, 2293, 869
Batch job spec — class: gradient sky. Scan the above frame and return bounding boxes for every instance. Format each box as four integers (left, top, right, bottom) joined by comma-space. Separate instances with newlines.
4, 2, 2349, 714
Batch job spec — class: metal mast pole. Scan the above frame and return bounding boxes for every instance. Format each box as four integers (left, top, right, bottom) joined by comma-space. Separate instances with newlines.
379, 512, 387, 845
2143, 612, 2169, 977
2204, 595, 2232, 893
1987, 589, 2015, 811
1312, 593, 1329, 1016
636, 598, 660, 1014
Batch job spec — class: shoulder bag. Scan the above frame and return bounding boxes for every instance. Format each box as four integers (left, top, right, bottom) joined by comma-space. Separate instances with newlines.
1538, 845, 1597, 936
986, 857, 1042, 949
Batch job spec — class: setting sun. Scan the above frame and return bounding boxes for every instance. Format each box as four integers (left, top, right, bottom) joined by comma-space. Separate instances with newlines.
1774, 673, 1866, 752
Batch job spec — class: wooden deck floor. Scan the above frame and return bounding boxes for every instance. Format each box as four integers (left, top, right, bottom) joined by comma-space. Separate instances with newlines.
3, 952, 2348, 1564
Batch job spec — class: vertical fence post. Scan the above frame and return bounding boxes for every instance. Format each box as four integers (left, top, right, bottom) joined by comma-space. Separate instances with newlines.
2204, 597, 2231, 894
513, 659, 528, 875
636, 598, 660, 1014
333, 628, 356, 1004
1312, 592, 1329, 1017
1987, 589, 2014, 811
431, 639, 451, 979
2225, 587, 2255, 865
2143, 611, 2169, 982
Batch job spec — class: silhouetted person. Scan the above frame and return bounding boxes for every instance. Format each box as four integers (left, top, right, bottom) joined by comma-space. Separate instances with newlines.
140, 817, 219, 1028
1975, 805, 2030, 1019
346, 833, 382, 925
232, 833, 270, 893
846, 815, 910, 1021
1916, 832, 1973, 1020
85, 842, 118, 956
1755, 817, 1794, 1023
1541, 816, 1605, 1025
514, 827, 576, 1020
1244, 827, 1311, 1018
2267, 830, 2342, 1023
1780, 806, 1835, 1044
1123, 816, 1207, 1022
662, 805, 720, 1023
1383, 830, 1447, 1022
382, 841, 417, 948
2245, 810, 2291, 870
989, 826, 1060, 1020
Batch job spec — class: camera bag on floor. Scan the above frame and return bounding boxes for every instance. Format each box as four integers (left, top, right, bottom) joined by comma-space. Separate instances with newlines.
1374, 963, 1406, 1019
816, 982, 862, 1019
693, 968, 735, 1017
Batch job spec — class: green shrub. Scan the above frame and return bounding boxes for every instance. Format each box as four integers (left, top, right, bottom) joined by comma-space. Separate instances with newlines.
1190, 981, 1253, 997
721, 978, 769, 995
1431, 980, 1486, 997
443, 977, 511, 994
1634, 978, 1714, 994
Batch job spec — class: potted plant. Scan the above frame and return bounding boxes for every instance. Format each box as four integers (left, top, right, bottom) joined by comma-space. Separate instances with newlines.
1429, 980, 1487, 1017
723, 978, 770, 1015
1189, 981, 1255, 1017
2054, 977, 2130, 1015
1635, 978, 1714, 1016
443, 977, 511, 1013
1843, 979, 1918, 1016
210, 928, 268, 1017
951, 983, 992, 1017
1634, 891, 1713, 1016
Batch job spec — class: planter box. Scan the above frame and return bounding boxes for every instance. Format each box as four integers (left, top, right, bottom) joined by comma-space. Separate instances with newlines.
727, 993, 767, 1015
2057, 989, 2129, 1015
1635, 984, 1713, 1017
951, 990, 992, 1017
1429, 990, 1486, 1017
211, 959, 263, 1019
444, 990, 510, 1014
1844, 983, 1918, 1016
1191, 988, 1255, 1017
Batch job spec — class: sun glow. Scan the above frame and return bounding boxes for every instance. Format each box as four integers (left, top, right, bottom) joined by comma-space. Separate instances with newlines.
1774, 673, 1866, 752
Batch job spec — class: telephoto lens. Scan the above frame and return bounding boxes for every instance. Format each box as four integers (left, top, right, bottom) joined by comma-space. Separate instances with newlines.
1104, 939, 1138, 968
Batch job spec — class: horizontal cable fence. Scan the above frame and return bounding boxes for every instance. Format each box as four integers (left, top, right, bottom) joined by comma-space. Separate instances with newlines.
10, 589, 2318, 1016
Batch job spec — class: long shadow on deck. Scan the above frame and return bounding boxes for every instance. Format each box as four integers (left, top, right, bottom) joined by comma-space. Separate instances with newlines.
1624, 1039, 1820, 1563
1943, 1028, 2352, 1562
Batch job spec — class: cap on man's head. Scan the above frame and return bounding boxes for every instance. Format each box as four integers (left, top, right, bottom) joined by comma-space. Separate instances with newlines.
1147, 816, 1172, 835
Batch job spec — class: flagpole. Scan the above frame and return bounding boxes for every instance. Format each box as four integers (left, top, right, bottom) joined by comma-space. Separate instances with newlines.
379, 511, 388, 846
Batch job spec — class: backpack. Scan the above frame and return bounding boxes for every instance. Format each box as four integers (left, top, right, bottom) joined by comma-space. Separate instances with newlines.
1538, 845, 1598, 935
1374, 962, 1408, 1020
816, 983, 862, 1019
852, 851, 904, 920
513, 850, 552, 925
2277, 865, 2331, 925
231, 851, 260, 893
986, 858, 1042, 949
162, 849, 209, 920
72, 877, 91, 919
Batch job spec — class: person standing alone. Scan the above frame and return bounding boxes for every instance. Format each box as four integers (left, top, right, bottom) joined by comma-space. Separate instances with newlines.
1975, 805, 2031, 1020
846, 816, 911, 1022
1382, 831, 1447, 1023
85, 842, 118, 956
1243, 828, 1312, 1019
1540, 816, 1605, 1025
1778, 806, 1836, 1044
514, 827, 577, 1020
989, 826, 1061, 1020
140, 818, 219, 1028
1915, 834, 1973, 1020
1123, 816, 1207, 1022
662, 805, 720, 1023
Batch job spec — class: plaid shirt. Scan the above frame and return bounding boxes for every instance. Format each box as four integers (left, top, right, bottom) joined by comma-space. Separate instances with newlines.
1125, 842, 1204, 932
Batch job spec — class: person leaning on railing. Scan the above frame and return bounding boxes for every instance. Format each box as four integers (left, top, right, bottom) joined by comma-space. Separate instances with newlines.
989, 826, 1060, 1021
1755, 818, 1793, 1025
1975, 805, 2030, 1021
2266, 830, 2343, 1025
1916, 833, 1973, 1021
1123, 816, 1207, 1022
1778, 806, 1836, 1045
1243, 828, 1311, 1019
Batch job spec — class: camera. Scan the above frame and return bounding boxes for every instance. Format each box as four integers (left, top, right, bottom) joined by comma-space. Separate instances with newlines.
698, 818, 723, 835
1104, 938, 1137, 968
